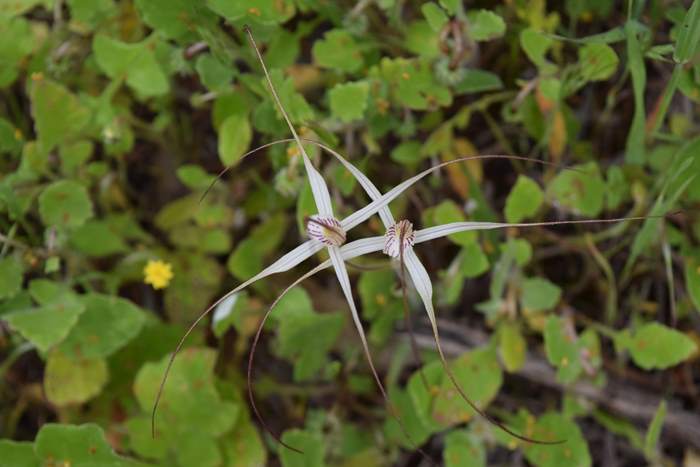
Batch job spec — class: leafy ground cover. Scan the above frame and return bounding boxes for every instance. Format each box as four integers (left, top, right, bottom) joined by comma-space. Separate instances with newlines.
1, 0, 700, 466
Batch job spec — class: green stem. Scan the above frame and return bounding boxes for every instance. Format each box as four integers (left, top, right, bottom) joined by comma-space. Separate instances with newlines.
648, 64, 683, 137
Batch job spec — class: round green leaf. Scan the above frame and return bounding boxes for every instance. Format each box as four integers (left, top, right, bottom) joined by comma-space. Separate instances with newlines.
467, 10, 506, 41
627, 323, 697, 370
280, 429, 325, 467
524, 413, 591, 467
218, 114, 252, 167
521, 277, 562, 312
0, 256, 23, 300
44, 350, 108, 406
0, 440, 38, 467
30, 78, 90, 152
38, 180, 93, 229
329, 82, 369, 123
312, 29, 363, 73
505, 175, 543, 223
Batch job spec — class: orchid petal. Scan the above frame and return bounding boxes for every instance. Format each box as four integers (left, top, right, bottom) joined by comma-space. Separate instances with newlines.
311, 141, 395, 228
246, 28, 334, 217
403, 249, 436, 328
415, 222, 509, 243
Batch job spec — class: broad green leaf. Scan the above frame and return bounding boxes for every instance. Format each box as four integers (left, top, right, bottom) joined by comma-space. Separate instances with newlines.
504, 175, 543, 223
195, 53, 234, 92
44, 350, 108, 406
376, 57, 452, 110
0, 256, 22, 299
523, 413, 591, 467
521, 28, 555, 71
422, 3, 448, 31
579, 43, 619, 81
431, 348, 503, 427
358, 269, 403, 344
38, 180, 93, 229
626, 322, 697, 370
454, 70, 503, 94
70, 220, 128, 257
444, 430, 486, 467
459, 242, 489, 278
499, 322, 526, 372
126, 416, 168, 460
0, 0, 53, 18
30, 77, 90, 151
384, 385, 433, 448
34, 423, 142, 467
280, 429, 325, 467
176, 164, 216, 191
521, 277, 561, 312
312, 29, 363, 73
3, 293, 85, 353
218, 114, 252, 166
58, 293, 146, 358
328, 82, 369, 123
135, 0, 215, 40
135, 348, 238, 439
467, 10, 506, 41
390, 141, 423, 165
207, 0, 295, 25
546, 162, 604, 217
67, 0, 116, 32
275, 287, 345, 381
404, 20, 441, 58
544, 316, 600, 383
222, 419, 267, 467
266, 69, 314, 124
0, 440, 37, 467
0, 16, 34, 87
93, 35, 169, 97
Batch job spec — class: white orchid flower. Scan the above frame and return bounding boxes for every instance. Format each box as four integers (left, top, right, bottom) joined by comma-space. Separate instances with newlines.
154, 27, 664, 453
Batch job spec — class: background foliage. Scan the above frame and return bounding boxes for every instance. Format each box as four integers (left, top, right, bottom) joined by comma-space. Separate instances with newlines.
1, 0, 700, 466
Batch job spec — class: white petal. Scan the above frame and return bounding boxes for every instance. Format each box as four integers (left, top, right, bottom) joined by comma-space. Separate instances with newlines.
415, 222, 508, 243
329, 246, 372, 349
404, 249, 436, 328
303, 156, 334, 218
310, 140, 395, 228
212, 293, 240, 328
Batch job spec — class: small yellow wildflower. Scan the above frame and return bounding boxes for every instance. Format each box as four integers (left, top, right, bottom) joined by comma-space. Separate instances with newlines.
144, 260, 173, 290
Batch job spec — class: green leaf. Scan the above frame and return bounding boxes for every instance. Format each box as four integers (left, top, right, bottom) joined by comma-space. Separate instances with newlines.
275, 287, 345, 381
218, 114, 252, 166
0, 256, 22, 300
0, 16, 34, 88
3, 293, 85, 353
176, 164, 217, 191
34, 423, 141, 467
523, 413, 591, 466
422, 3, 448, 31
454, 70, 503, 94
58, 293, 146, 359
625, 322, 697, 370
70, 220, 128, 257
222, 419, 267, 467
499, 322, 526, 372
544, 316, 600, 383
279, 429, 325, 467
195, 53, 234, 92
38, 180, 93, 229
206, 0, 295, 25
376, 58, 452, 110
93, 35, 169, 97
467, 10, 506, 41
521, 277, 561, 312
431, 200, 475, 245
265, 69, 314, 124
546, 162, 605, 217
134, 0, 215, 40
431, 348, 503, 428
390, 141, 423, 165
644, 400, 666, 460
624, 22, 646, 164
0, 440, 37, 467
521, 28, 555, 71
44, 349, 108, 406
0, 0, 54, 19
328, 82, 369, 123
686, 256, 700, 313
579, 43, 619, 81
134, 348, 238, 439
504, 175, 543, 223
459, 242, 489, 278
67, 0, 116, 32
673, 0, 700, 64
312, 29, 363, 73
444, 430, 486, 467
30, 78, 90, 151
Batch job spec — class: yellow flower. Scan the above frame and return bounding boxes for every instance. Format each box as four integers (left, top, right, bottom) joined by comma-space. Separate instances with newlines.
144, 260, 173, 290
